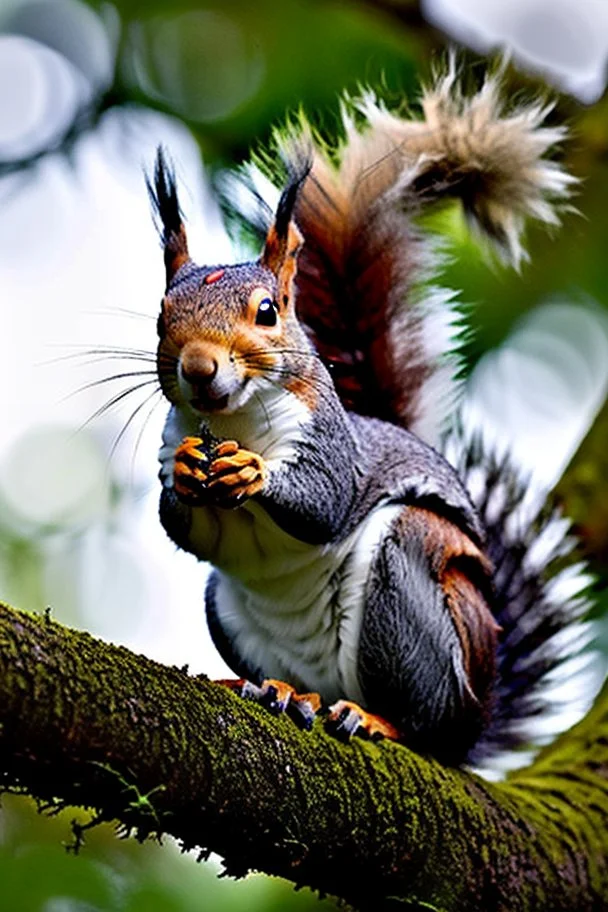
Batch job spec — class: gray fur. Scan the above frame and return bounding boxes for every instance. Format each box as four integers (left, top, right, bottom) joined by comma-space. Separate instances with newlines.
449, 436, 602, 771
255, 382, 360, 544
256, 371, 483, 547
159, 486, 193, 554
346, 411, 484, 544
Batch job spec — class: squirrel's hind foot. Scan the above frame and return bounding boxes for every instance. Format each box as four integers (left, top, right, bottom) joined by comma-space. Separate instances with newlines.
326, 700, 401, 743
218, 678, 322, 731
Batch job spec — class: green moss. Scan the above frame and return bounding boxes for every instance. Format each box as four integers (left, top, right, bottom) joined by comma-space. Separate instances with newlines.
1, 601, 608, 910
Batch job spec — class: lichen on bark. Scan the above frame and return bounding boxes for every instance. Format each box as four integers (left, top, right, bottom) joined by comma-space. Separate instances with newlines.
1, 600, 607, 910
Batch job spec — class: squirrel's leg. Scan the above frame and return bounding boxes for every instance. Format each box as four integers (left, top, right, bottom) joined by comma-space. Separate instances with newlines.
355, 505, 498, 764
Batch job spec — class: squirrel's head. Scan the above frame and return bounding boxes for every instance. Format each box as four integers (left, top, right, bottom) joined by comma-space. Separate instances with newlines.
148, 148, 312, 416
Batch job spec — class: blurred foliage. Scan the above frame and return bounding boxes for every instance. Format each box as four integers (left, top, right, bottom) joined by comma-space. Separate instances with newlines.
3, 0, 608, 358
1, 0, 425, 166
0, 794, 339, 912
557, 397, 608, 623
1, 0, 608, 910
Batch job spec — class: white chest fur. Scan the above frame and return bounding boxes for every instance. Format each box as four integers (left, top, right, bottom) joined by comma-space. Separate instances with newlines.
212, 502, 402, 704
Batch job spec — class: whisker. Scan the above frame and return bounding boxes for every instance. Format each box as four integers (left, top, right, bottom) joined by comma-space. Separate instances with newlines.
236, 346, 322, 361
64, 371, 159, 401
42, 351, 157, 367
47, 342, 157, 354
129, 389, 165, 478
253, 388, 272, 435
242, 361, 334, 393
46, 345, 160, 366
109, 385, 163, 462
272, 368, 334, 393
78, 380, 162, 432
83, 308, 156, 321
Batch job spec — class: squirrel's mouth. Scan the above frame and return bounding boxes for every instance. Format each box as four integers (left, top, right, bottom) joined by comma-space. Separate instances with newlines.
190, 393, 230, 414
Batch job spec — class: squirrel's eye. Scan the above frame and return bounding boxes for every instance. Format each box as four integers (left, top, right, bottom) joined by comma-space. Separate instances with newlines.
255, 298, 278, 327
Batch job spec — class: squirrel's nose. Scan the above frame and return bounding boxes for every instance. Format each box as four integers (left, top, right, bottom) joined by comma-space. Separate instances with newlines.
181, 351, 218, 386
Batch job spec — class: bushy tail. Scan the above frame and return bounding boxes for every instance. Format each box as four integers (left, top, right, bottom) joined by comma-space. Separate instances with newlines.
348, 61, 574, 266
447, 436, 602, 774
253, 62, 573, 445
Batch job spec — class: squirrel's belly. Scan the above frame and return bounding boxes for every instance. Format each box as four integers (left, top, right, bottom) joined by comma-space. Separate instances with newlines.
212, 503, 403, 704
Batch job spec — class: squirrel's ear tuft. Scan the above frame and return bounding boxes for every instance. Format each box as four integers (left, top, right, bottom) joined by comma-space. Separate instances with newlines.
261, 152, 311, 278
146, 147, 190, 288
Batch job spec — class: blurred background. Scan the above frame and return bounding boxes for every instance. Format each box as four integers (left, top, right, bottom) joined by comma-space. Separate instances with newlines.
1, 0, 608, 909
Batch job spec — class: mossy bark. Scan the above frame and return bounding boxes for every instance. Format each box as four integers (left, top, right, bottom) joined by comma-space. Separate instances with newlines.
1, 601, 607, 910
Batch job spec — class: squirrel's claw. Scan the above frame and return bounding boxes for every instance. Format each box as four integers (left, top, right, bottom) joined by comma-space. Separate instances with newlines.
218, 678, 322, 732
326, 700, 401, 743
242, 679, 292, 714
212, 440, 240, 458
219, 680, 399, 742
288, 691, 322, 731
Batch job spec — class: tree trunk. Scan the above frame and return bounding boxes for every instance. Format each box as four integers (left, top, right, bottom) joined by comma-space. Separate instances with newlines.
1, 600, 607, 910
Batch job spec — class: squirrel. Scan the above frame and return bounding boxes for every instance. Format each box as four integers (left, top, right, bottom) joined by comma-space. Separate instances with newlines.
149, 63, 595, 769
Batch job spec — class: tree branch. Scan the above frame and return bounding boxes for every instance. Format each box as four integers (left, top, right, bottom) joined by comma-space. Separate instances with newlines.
1, 600, 607, 910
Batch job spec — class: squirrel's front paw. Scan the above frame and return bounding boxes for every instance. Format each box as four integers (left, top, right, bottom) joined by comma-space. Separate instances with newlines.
207, 440, 267, 508
173, 436, 210, 505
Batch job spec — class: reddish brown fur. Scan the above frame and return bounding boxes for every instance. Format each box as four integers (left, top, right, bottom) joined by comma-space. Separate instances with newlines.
164, 224, 190, 285
154, 167, 334, 431
284, 373, 318, 411
443, 567, 498, 710
275, 76, 571, 440
261, 218, 319, 409
158, 272, 320, 413
261, 224, 283, 275
263, 221, 303, 311
292, 154, 428, 428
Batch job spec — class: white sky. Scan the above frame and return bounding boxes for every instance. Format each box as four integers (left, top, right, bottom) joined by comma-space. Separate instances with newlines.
423, 0, 608, 102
